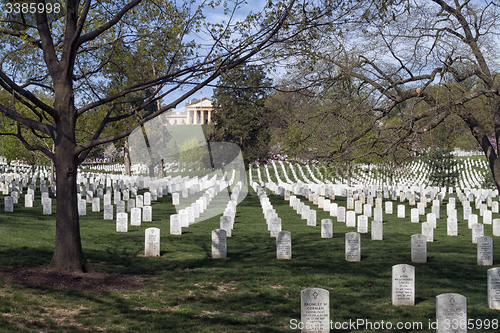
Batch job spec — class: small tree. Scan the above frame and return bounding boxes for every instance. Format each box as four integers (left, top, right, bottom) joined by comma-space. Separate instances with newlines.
425, 148, 460, 188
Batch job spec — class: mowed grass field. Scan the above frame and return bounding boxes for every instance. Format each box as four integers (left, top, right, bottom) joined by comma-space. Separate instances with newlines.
0, 178, 499, 332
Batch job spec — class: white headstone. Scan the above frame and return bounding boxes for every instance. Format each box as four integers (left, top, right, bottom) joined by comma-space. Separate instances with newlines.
276, 230, 292, 260
307, 210, 317, 227
346, 211, 356, 227
357, 215, 368, 233
411, 234, 427, 263
144, 227, 160, 256
397, 205, 405, 218
116, 212, 128, 232
345, 232, 361, 262
92, 197, 100, 212
131, 207, 142, 226
385, 201, 393, 214
300, 288, 329, 333
472, 223, 484, 243
220, 215, 232, 237
170, 214, 182, 235
447, 217, 458, 236
337, 206, 346, 223
42, 198, 52, 215
477, 236, 493, 266
104, 205, 113, 220
436, 293, 467, 333
321, 219, 333, 238
493, 218, 500, 237
488, 267, 500, 310
4, 196, 13, 212
212, 229, 227, 259
411, 208, 419, 223
421, 222, 433, 242
143, 205, 152, 222
392, 264, 415, 306
371, 220, 383, 240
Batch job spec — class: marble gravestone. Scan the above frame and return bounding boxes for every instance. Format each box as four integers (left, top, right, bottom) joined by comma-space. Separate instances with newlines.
346, 211, 356, 227
301, 288, 329, 333
494, 219, 500, 237
472, 223, 484, 244
143, 205, 152, 222
212, 229, 227, 259
447, 217, 458, 236
91, 197, 100, 212
4, 196, 13, 212
104, 205, 113, 220
321, 219, 333, 238
345, 232, 361, 262
421, 222, 433, 242
170, 214, 182, 235
337, 206, 346, 222
411, 234, 427, 263
220, 215, 232, 237
277, 231, 292, 260
371, 220, 383, 240
397, 205, 405, 218
392, 264, 415, 306
144, 227, 160, 257
488, 267, 500, 310
357, 215, 368, 233
477, 236, 493, 266
436, 293, 467, 333
42, 198, 52, 215
116, 212, 128, 232
131, 207, 141, 226
307, 210, 317, 227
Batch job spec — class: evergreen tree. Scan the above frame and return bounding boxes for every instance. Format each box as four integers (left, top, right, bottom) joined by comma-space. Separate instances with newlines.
425, 148, 460, 188
209, 64, 273, 163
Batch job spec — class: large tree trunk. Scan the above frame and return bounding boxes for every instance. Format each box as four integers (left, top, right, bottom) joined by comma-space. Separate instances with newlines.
48, 147, 94, 273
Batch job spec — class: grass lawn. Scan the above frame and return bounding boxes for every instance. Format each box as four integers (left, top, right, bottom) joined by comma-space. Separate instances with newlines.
0, 181, 499, 332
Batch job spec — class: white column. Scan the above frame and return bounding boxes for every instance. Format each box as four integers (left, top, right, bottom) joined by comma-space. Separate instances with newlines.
201, 109, 205, 124
194, 110, 198, 125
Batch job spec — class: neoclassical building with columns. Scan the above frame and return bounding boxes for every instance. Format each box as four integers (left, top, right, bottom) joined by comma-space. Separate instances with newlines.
163, 97, 214, 125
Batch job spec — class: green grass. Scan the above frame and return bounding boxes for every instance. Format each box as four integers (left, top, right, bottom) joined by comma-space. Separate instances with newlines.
0, 181, 499, 332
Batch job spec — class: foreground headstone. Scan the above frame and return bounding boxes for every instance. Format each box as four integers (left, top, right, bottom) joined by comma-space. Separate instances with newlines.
42, 198, 52, 215
144, 227, 160, 257
321, 219, 333, 238
300, 288, 329, 333
345, 232, 360, 262
472, 223, 484, 244
212, 229, 227, 259
421, 222, 433, 242
371, 220, 383, 240
131, 207, 141, 226
357, 215, 368, 233
493, 219, 500, 237
170, 214, 181, 235
4, 196, 13, 212
392, 264, 415, 306
411, 234, 427, 263
447, 217, 458, 236
346, 211, 356, 227
477, 236, 493, 266
277, 231, 292, 260
143, 205, 152, 222
116, 212, 128, 232
104, 205, 113, 220
337, 206, 346, 223
220, 216, 232, 237
436, 293, 467, 333
488, 267, 500, 310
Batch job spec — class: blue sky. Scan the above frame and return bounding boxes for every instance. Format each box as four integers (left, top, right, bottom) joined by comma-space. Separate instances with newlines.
169, 0, 269, 114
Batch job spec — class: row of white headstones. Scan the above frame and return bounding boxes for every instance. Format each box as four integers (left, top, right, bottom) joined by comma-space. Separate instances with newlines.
2, 167, 244, 258
257, 158, 492, 189
299, 279, 499, 333
247, 164, 500, 327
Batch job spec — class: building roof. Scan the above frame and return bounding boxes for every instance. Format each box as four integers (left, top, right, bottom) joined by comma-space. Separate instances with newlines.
186, 97, 213, 109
